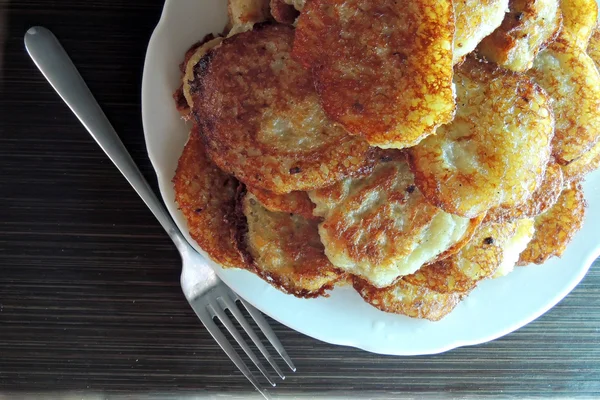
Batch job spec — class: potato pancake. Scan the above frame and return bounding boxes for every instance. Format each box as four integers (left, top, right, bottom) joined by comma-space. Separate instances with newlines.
558, 0, 598, 48
528, 38, 600, 165
560, 24, 600, 180
477, 0, 562, 72
310, 154, 479, 288
562, 141, 600, 181
454, 0, 508, 64
485, 162, 564, 223
292, 0, 455, 149
518, 181, 586, 265
191, 24, 373, 194
404, 221, 519, 294
173, 127, 247, 269
588, 23, 600, 67
409, 57, 554, 218
241, 192, 344, 297
353, 277, 464, 321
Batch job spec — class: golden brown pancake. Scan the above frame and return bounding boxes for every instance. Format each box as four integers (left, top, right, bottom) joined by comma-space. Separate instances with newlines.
352, 277, 464, 321
558, 0, 598, 48
246, 186, 315, 219
409, 57, 554, 218
528, 38, 600, 165
173, 127, 247, 269
292, 0, 455, 149
562, 141, 600, 181
477, 0, 562, 71
241, 192, 343, 298
485, 162, 564, 223
310, 153, 479, 288
453, 0, 509, 64
354, 218, 535, 320
191, 24, 373, 194
518, 181, 586, 265
173, 35, 224, 118
588, 23, 600, 67
404, 221, 519, 294
559, 24, 600, 180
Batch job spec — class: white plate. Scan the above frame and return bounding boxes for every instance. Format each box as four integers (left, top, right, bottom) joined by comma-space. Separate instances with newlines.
141, 0, 600, 355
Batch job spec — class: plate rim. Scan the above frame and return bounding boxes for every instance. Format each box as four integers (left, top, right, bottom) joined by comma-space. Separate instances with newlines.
141, 0, 600, 356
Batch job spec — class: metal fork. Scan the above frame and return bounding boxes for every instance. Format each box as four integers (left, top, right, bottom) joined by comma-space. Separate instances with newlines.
24, 26, 295, 399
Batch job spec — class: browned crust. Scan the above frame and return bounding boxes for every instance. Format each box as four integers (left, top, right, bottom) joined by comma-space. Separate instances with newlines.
588, 22, 600, 68
352, 276, 464, 321
270, 0, 299, 24
172, 34, 219, 118
191, 23, 373, 194
172, 126, 248, 269
558, 0, 599, 48
529, 37, 600, 165
559, 25, 600, 179
477, 0, 563, 71
409, 56, 554, 218
518, 181, 586, 265
292, 0, 455, 149
247, 186, 316, 219
485, 162, 564, 223
238, 192, 345, 298
562, 140, 600, 181
404, 222, 518, 294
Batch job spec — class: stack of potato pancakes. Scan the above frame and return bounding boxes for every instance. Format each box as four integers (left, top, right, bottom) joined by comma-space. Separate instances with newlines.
172, 0, 599, 320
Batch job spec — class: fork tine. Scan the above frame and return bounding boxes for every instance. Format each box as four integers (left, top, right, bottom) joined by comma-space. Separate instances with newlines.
220, 295, 286, 380
239, 298, 297, 372
192, 303, 272, 399
210, 303, 277, 387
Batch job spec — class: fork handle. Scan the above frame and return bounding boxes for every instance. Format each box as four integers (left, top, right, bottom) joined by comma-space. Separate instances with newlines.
24, 26, 190, 251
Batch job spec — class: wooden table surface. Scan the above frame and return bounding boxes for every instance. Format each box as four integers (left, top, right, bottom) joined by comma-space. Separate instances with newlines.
1, 1, 599, 398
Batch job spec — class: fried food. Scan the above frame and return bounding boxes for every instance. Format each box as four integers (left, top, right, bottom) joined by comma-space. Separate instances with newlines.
173, 127, 247, 269
560, 25, 600, 180
241, 192, 343, 297
270, 0, 299, 24
354, 218, 535, 320
558, 0, 598, 48
492, 218, 535, 277
485, 163, 564, 223
404, 221, 520, 294
518, 181, 586, 265
247, 186, 315, 219
227, 0, 271, 34
588, 24, 600, 68
477, 0, 562, 72
528, 38, 600, 165
173, 35, 224, 118
181, 37, 223, 112
353, 277, 464, 321
562, 141, 600, 181
292, 0, 455, 149
409, 57, 554, 218
453, 0, 508, 64
309, 154, 478, 288
191, 24, 373, 194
